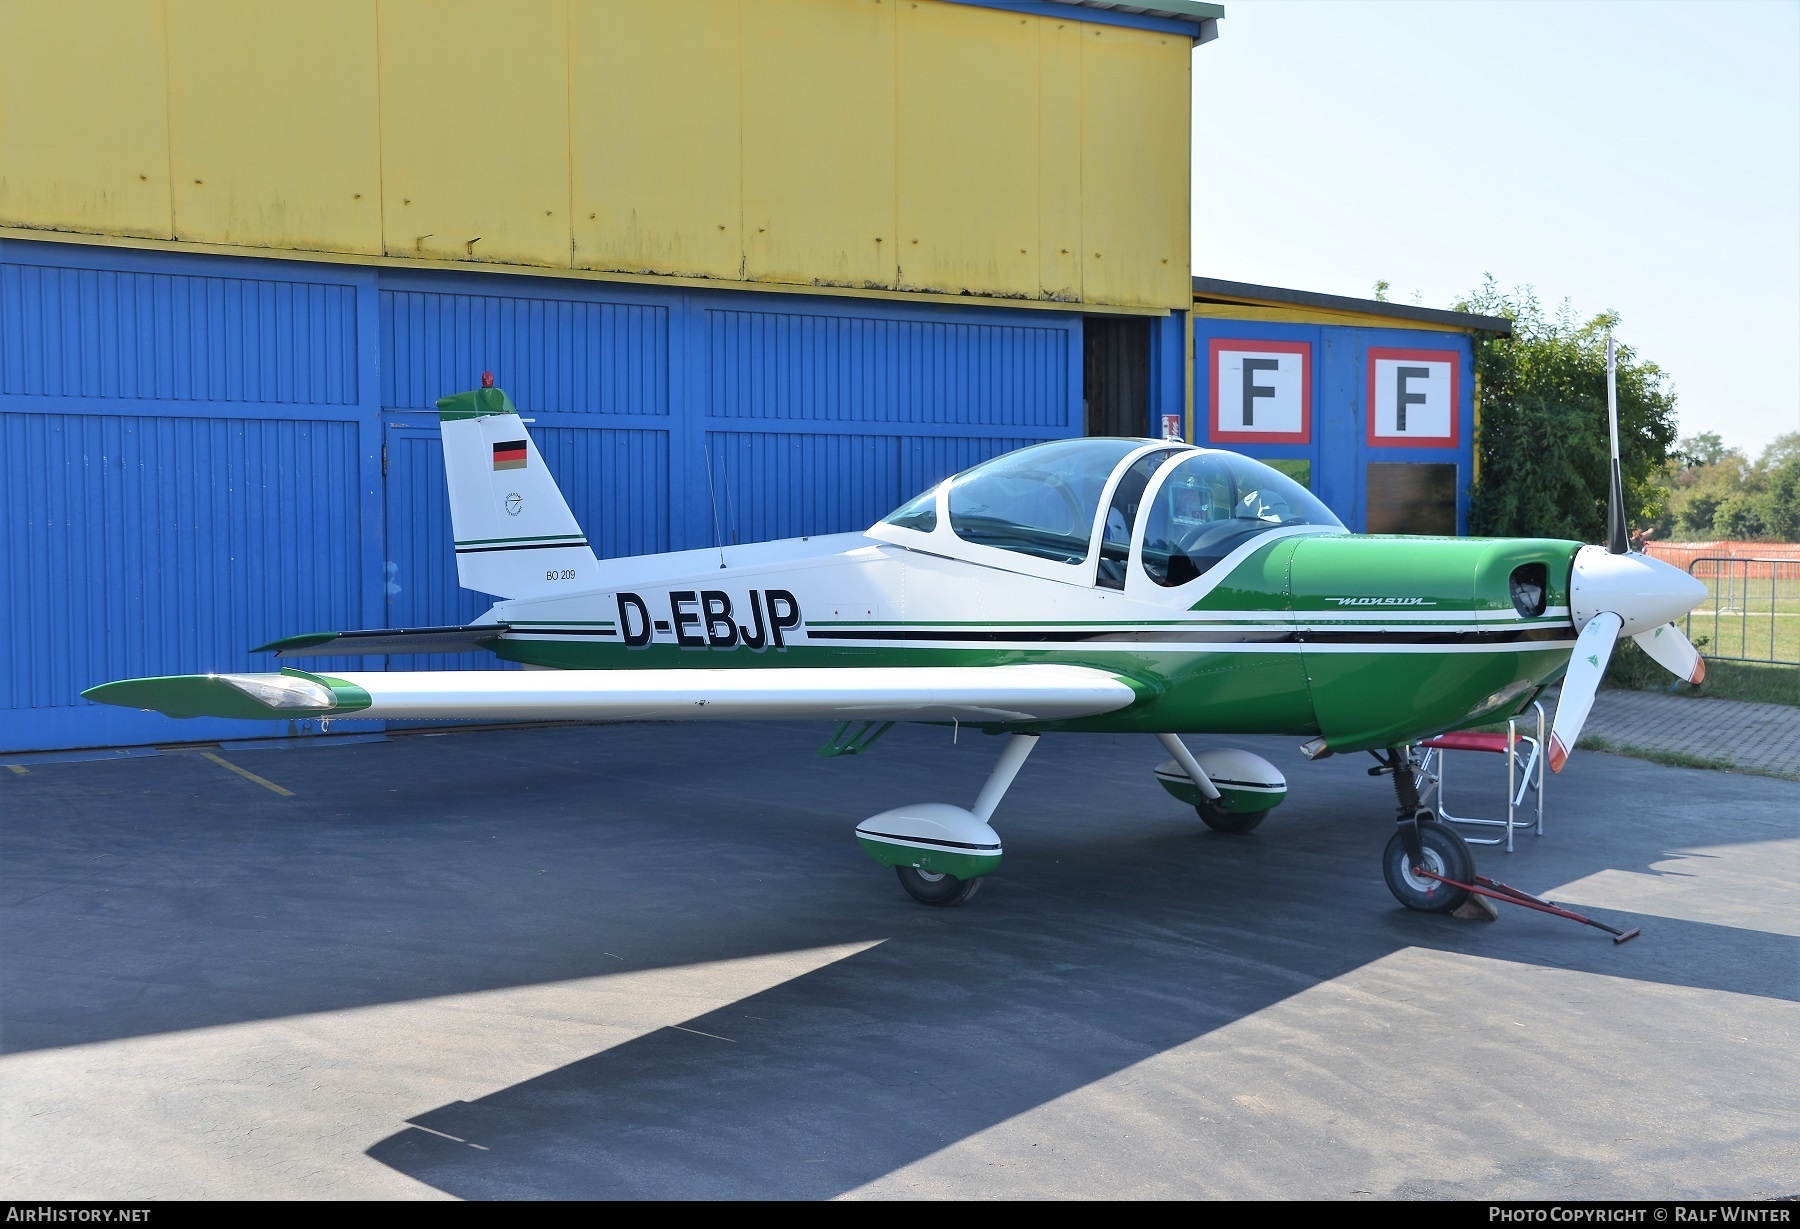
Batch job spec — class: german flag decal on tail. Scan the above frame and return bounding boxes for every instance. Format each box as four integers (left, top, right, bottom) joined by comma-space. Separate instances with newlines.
492, 440, 528, 471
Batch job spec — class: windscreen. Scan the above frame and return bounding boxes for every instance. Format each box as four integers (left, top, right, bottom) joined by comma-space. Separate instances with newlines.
1141, 451, 1344, 587
881, 486, 938, 533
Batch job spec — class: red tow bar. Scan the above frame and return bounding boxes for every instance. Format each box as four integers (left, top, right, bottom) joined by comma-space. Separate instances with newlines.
1419, 870, 1642, 943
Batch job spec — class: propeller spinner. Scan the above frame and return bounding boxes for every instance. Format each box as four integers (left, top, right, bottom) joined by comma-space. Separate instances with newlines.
1547, 335, 1708, 772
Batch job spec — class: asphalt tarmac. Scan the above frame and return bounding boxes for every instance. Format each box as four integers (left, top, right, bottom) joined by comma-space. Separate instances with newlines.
2, 720, 1795, 1200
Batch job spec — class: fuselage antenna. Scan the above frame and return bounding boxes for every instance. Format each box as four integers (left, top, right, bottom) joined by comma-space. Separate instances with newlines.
703, 442, 728, 569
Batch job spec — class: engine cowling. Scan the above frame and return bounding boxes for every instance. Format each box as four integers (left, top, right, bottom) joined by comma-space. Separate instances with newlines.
1284, 535, 1583, 751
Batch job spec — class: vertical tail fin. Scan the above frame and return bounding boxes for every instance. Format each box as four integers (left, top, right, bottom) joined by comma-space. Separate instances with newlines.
436, 385, 599, 598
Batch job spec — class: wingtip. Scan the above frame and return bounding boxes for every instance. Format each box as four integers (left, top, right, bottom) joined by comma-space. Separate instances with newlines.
79, 674, 220, 718
79, 680, 123, 705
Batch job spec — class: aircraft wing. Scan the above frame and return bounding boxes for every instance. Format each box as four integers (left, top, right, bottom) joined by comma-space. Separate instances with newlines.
83, 664, 1144, 725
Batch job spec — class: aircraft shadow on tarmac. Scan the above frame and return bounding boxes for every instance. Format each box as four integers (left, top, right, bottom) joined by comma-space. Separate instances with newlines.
364, 726, 1794, 1201
4, 720, 1796, 1199
364, 899, 1796, 1201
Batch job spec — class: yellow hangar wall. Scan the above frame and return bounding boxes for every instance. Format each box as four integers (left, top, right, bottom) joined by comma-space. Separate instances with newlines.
0, 0, 1193, 309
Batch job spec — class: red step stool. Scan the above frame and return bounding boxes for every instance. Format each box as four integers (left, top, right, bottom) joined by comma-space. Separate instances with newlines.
1416, 702, 1546, 852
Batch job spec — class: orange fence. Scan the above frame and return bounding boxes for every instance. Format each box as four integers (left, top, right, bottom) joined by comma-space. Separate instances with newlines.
1643, 541, 1800, 580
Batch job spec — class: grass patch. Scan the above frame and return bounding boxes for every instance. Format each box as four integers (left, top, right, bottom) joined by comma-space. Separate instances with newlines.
1603, 639, 1800, 707
1578, 733, 1800, 781
1684, 609, 1800, 664
1683, 576, 1800, 661
1688, 658, 1800, 706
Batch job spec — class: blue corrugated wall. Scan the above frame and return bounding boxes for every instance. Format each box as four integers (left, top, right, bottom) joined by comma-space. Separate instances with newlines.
0, 239, 1101, 752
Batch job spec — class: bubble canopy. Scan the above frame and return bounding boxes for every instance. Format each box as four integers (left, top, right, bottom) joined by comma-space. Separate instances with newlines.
876, 439, 1344, 581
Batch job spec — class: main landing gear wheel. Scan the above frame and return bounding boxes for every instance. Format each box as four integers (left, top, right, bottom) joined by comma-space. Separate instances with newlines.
896, 866, 983, 907
1196, 800, 1266, 834
1382, 821, 1474, 913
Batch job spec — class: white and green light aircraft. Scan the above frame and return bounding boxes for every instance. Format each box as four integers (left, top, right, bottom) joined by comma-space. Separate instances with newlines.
88, 350, 1708, 912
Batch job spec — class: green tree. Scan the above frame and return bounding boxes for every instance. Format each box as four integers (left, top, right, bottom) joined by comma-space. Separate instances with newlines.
1713, 492, 1767, 539
1669, 448, 1752, 539
1459, 278, 1678, 541
1678, 488, 1726, 537
1751, 433, 1800, 541
1762, 432, 1800, 470
1660, 432, 1799, 542
1676, 431, 1728, 468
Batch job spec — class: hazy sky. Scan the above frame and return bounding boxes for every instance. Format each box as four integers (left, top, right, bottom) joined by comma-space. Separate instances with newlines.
1190, 0, 1800, 457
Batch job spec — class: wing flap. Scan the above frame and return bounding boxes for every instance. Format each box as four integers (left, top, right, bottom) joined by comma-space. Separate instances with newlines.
85, 664, 1142, 725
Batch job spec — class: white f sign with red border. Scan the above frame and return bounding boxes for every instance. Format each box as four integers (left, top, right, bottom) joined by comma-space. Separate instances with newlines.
1207, 339, 1311, 444
1366, 348, 1459, 447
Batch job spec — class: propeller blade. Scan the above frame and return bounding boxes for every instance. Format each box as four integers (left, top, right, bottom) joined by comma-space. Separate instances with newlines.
1605, 333, 1629, 555
1549, 611, 1624, 773
1633, 621, 1707, 685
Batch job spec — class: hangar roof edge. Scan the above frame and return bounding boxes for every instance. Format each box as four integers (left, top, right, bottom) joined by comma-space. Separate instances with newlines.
949, 1, 1225, 44
1192, 277, 1514, 337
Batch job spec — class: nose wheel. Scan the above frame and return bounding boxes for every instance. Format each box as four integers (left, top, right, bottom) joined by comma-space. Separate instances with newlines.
1382, 820, 1474, 913
1371, 744, 1475, 913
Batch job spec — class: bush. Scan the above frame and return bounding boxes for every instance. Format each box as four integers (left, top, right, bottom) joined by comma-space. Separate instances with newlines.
1458, 279, 1677, 542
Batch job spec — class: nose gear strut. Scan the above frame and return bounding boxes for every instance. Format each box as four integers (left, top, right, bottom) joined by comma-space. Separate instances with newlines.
1369, 745, 1434, 867
1367, 745, 1473, 913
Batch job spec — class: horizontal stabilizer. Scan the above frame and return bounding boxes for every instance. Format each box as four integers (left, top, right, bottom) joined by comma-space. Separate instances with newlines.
255, 625, 509, 658
85, 664, 1142, 725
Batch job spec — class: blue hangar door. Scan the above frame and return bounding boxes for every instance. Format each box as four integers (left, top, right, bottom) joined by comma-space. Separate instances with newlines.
0, 241, 385, 754
375, 272, 1084, 672
0, 241, 1083, 752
